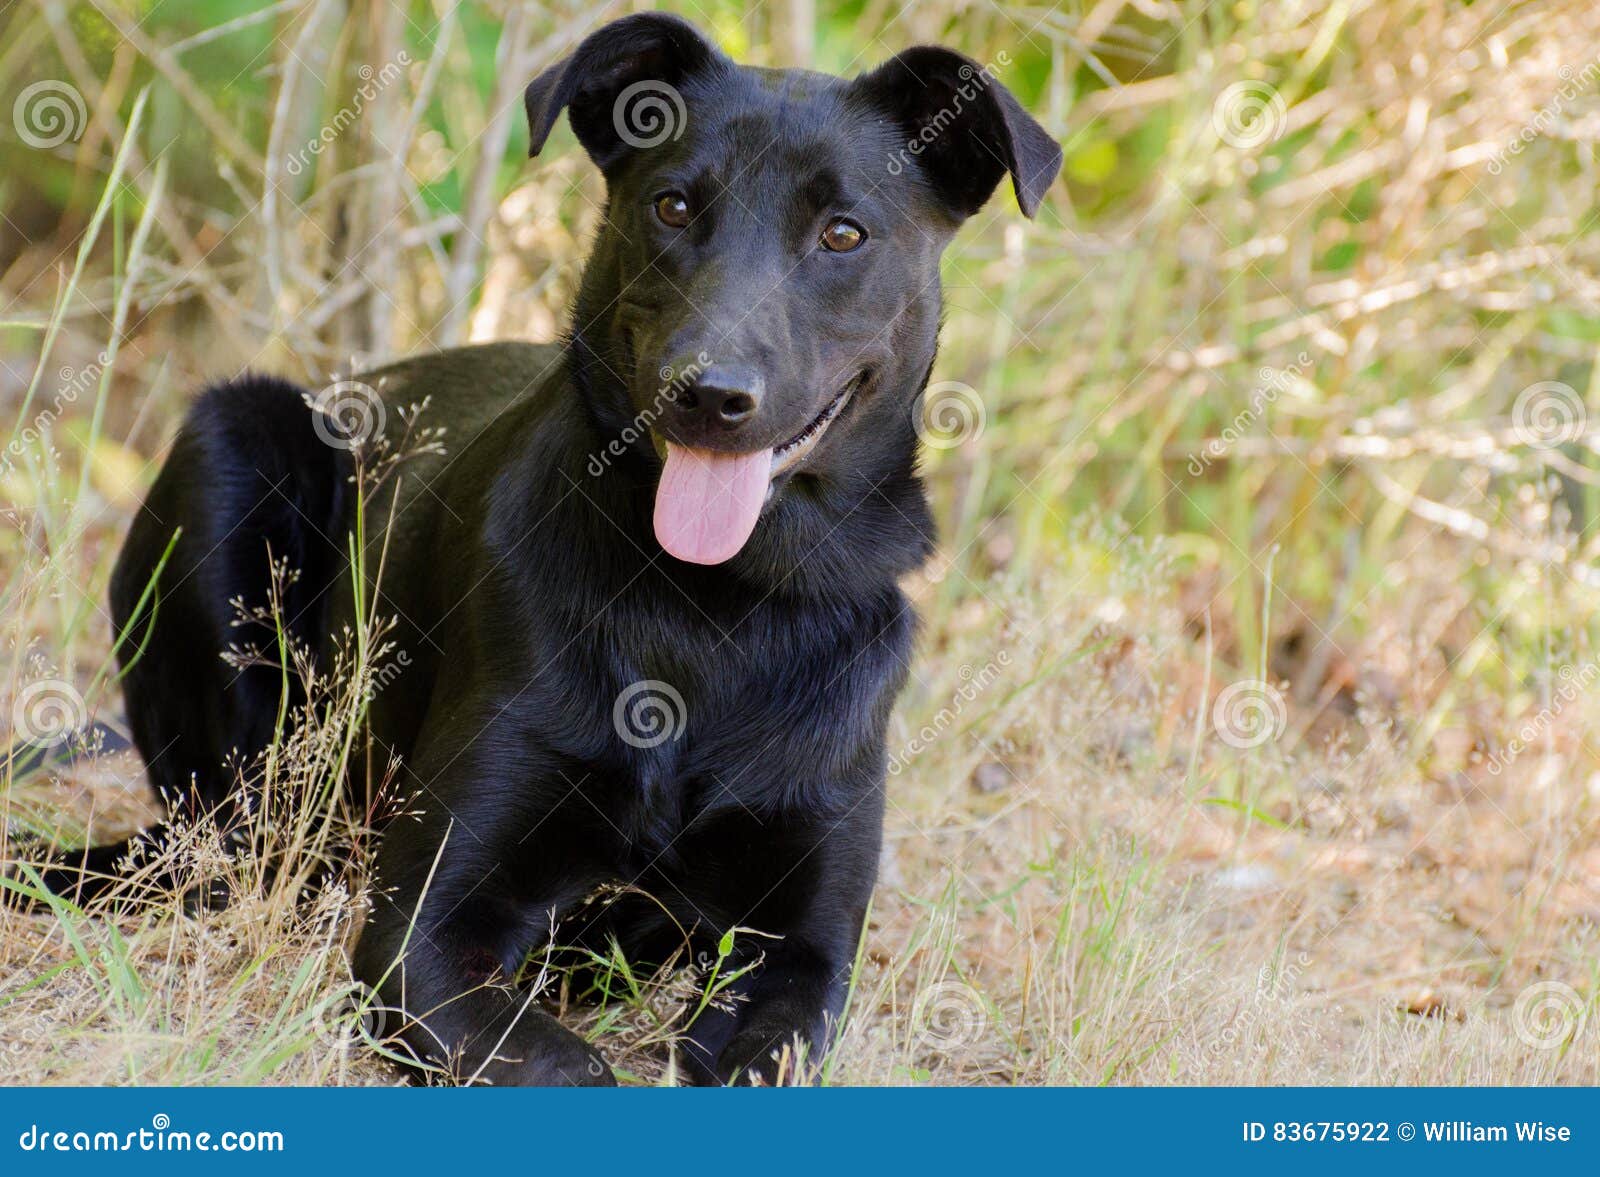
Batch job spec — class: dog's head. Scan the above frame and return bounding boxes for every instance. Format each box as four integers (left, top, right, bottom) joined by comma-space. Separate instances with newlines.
527, 13, 1060, 566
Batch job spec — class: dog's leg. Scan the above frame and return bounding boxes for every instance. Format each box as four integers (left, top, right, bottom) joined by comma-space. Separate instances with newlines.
697, 940, 853, 1086
353, 880, 616, 1085
355, 928, 612, 1086
351, 763, 617, 1087
680, 806, 881, 1086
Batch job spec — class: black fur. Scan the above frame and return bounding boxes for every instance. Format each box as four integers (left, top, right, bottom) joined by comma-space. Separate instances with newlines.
45, 15, 1060, 1085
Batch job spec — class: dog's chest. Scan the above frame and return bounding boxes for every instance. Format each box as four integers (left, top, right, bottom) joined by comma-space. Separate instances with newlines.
552, 589, 908, 851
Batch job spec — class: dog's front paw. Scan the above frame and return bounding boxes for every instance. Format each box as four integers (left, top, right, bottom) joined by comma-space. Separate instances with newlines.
714, 1028, 813, 1087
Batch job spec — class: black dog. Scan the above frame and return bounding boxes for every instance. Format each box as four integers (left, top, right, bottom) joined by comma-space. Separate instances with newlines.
43, 13, 1059, 1085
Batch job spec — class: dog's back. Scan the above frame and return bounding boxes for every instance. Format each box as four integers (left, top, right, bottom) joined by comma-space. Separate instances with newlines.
24, 376, 357, 902
120, 341, 568, 784
56, 344, 566, 899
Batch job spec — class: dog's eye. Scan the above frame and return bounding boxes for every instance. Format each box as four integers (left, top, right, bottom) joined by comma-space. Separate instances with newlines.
820, 218, 866, 253
654, 192, 692, 229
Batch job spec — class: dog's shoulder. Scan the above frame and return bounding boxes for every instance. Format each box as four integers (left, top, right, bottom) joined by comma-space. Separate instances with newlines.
358, 340, 578, 490
365, 341, 566, 434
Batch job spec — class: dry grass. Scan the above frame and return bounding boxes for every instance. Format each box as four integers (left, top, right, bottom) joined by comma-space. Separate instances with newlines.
4, 0, 1600, 1084
5, 538, 1597, 1086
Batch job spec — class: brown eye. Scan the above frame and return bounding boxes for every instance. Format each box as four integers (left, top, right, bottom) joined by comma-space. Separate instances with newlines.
820, 218, 866, 253
654, 191, 691, 228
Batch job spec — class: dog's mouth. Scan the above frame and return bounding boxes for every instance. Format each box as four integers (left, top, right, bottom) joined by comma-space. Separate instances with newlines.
769, 371, 864, 479
652, 372, 865, 566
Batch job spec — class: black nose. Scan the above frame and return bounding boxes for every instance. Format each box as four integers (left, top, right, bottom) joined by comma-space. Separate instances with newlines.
670, 363, 764, 431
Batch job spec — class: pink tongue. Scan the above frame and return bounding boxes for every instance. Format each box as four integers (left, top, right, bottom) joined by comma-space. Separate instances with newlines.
653, 443, 773, 565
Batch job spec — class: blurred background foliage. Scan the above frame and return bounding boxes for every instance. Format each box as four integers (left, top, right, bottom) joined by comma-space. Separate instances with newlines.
4, 0, 1600, 767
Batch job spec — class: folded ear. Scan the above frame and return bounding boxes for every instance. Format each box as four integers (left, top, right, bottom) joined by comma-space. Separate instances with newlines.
855, 47, 1062, 219
525, 13, 726, 168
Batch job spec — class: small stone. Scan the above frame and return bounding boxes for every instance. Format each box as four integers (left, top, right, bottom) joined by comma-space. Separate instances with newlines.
1329, 878, 1360, 912
1405, 991, 1446, 1018
1213, 864, 1280, 894
970, 761, 1013, 794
